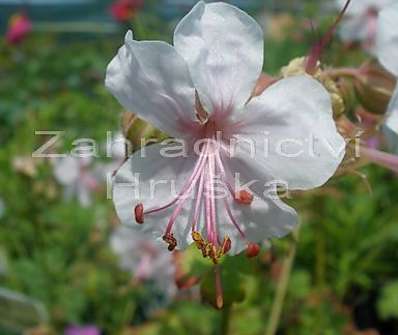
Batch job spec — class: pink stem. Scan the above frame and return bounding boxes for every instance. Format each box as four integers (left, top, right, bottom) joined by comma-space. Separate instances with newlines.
361, 147, 398, 174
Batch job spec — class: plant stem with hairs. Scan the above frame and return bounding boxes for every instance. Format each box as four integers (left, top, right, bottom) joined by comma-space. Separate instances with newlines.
265, 223, 301, 335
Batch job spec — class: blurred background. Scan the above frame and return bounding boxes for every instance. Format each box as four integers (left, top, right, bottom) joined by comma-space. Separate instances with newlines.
1, 0, 398, 334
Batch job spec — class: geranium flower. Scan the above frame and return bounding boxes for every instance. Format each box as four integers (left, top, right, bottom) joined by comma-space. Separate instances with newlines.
5, 13, 32, 45
106, 1, 345, 262
110, 0, 144, 22
110, 226, 177, 298
336, 0, 394, 50
52, 155, 99, 207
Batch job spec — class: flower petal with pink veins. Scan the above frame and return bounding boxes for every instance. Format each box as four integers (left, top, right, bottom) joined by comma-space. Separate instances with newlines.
231, 75, 346, 191
174, 1, 264, 116
106, 31, 197, 138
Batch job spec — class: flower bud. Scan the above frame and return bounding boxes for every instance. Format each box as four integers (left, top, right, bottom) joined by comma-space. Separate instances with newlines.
121, 112, 162, 149
354, 62, 396, 115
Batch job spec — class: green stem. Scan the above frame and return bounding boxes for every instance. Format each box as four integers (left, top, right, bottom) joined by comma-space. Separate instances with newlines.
265, 223, 301, 335
220, 305, 231, 335
315, 219, 326, 289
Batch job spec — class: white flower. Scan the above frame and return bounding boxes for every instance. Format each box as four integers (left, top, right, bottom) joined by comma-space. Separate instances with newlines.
336, 0, 394, 49
52, 155, 99, 207
106, 1, 345, 260
110, 226, 177, 298
376, 3, 398, 135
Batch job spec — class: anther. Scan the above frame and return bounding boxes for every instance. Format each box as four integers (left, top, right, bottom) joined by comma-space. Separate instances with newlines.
163, 232, 177, 251
235, 190, 254, 205
221, 236, 232, 255
246, 243, 261, 258
209, 245, 219, 264
192, 231, 209, 258
134, 203, 144, 224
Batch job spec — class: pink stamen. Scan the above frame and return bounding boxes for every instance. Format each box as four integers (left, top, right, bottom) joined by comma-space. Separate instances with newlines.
137, 132, 252, 257
214, 149, 235, 196
223, 199, 246, 238
207, 151, 219, 245
215, 147, 248, 239
204, 168, 215, 244
144, 142, 209, 216
164, 145, 209, 235
192, 169, 205, 232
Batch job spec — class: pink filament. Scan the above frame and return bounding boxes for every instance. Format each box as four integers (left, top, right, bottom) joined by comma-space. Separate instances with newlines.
142, 137, 248, 248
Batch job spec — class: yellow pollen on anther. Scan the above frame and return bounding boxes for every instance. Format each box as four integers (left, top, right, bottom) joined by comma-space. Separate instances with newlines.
191, 231, 231, 264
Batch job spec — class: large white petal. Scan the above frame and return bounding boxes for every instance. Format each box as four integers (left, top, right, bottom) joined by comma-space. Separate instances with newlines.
376, 4, 398, 76
173, 1, 264, 115
232, 75, 346, 191
105, 31, 197, 138
112, 143, 198, 249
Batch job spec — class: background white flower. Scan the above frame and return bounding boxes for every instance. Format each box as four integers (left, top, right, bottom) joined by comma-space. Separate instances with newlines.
52, 155, 99, 207
376, 3, 398, 135
336, 0, 394, 50
110, 226, 177, 298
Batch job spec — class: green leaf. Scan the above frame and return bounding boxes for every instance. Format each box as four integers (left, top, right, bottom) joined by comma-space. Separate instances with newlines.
377, 280, 398, 320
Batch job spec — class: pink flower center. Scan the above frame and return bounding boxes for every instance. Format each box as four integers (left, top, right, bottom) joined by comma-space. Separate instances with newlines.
134, 116, 255, 262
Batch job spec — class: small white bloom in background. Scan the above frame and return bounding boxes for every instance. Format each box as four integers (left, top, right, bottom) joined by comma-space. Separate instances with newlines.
376, 3, 398, 136
110, 226, 177, 298
106, 1, 345, 261
52, 155, 99, 207
336, 0, 394, 50
107, 131, 128, 162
